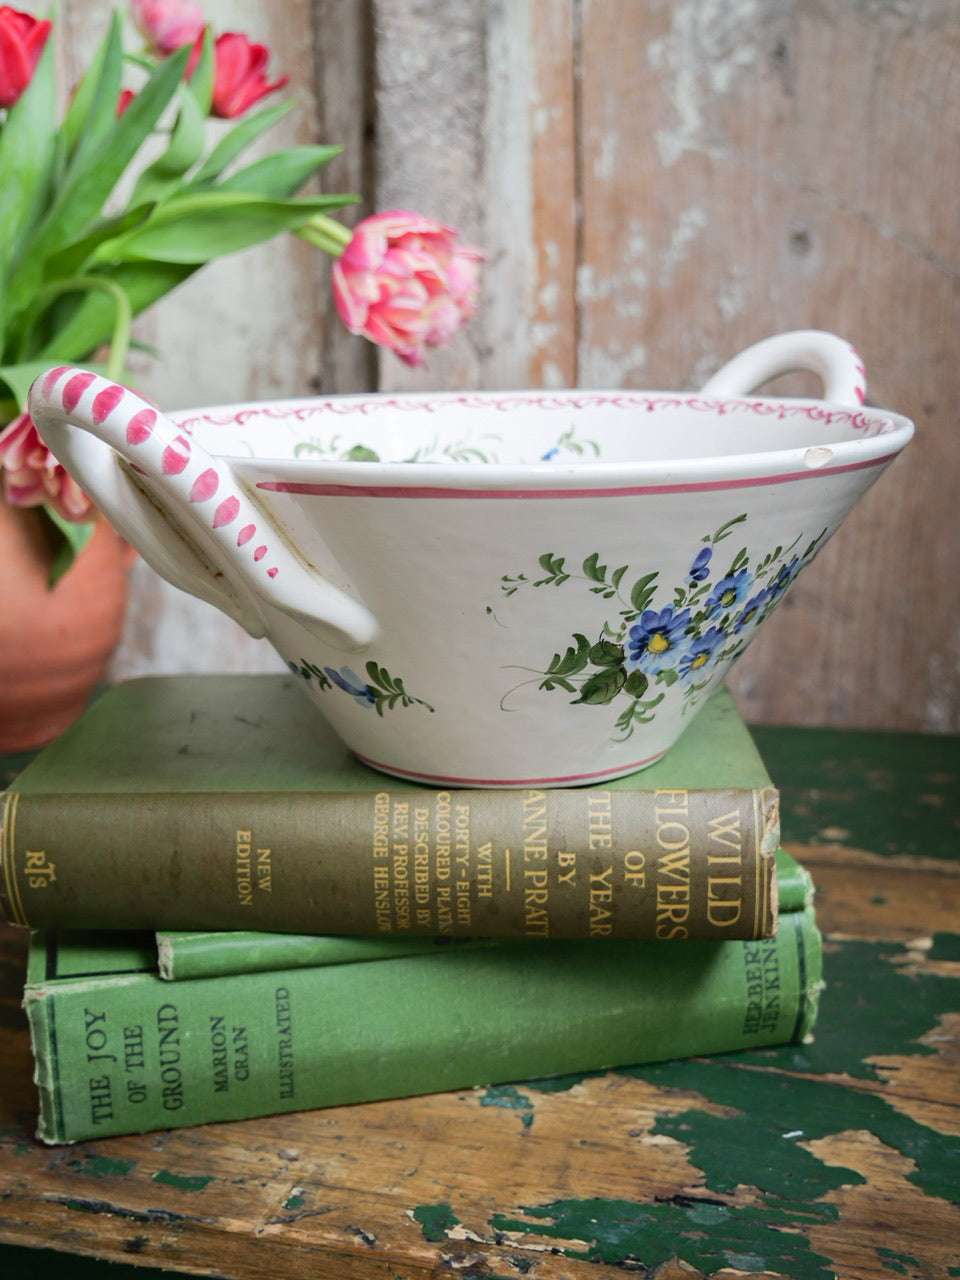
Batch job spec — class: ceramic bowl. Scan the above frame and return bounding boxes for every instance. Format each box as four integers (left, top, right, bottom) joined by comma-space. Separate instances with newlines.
29, 330, 913, 785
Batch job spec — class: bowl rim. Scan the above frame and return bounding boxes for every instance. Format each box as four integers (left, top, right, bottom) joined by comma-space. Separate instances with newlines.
169, 389, 915, 493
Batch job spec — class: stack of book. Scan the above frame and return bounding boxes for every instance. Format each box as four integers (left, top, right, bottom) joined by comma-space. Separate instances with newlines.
0, 675, 821, 1144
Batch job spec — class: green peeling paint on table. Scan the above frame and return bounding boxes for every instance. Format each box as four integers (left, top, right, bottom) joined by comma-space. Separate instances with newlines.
0, 723, 958, 1280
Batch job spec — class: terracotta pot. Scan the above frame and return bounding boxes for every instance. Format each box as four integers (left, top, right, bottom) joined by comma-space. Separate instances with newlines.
0, 502, 135, 752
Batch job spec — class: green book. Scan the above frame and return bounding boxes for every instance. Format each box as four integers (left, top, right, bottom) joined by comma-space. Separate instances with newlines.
1, 675, 781, 941
156, 848, 815, 980
24, 899, 822, 1144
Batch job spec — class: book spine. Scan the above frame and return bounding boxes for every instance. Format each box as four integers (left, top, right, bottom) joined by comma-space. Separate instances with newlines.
26, 905, 821, 1143
1, 785, 778, 940
774, 848, 814, 914
160, 849, 809, 980
157, 931, 500, 980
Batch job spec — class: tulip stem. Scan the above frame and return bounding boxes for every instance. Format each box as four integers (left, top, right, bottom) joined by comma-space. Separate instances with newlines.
297, 213, 354, 256
17, 275, 133, 383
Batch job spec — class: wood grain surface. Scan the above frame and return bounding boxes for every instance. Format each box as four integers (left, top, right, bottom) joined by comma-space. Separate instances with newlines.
43, 1, 960, 729
1, 725, 958, 1280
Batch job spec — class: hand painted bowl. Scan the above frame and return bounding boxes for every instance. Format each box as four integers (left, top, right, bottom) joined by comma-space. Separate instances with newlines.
29, 330, 913, 786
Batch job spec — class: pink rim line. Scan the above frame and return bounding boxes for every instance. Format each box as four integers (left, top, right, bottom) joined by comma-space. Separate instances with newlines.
256, 451, 900, 500
353, 748, 668, 787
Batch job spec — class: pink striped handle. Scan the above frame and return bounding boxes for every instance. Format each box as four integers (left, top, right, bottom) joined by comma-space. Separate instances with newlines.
27, 368, 379, 648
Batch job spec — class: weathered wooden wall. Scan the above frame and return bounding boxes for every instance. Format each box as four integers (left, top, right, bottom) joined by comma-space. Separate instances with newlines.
57, 0, 959, 732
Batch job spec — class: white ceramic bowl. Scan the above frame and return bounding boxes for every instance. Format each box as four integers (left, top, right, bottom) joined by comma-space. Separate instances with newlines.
29, 331, 913, 785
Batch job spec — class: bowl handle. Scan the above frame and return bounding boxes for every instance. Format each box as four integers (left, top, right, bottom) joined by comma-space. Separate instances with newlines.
699, 330, 866, 406
27, 368, 379, 648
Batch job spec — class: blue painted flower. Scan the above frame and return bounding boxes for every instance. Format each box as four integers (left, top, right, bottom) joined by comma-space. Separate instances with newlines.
734, 587, 771, 633
678, 627, 726, 679
324, 666, 377, 708
688, 546, 712, 582
706, 567, 753, 617
768, 557, 800, 599
626, 606, 691, 674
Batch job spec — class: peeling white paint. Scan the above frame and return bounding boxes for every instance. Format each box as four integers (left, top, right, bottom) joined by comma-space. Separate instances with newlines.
647, 0, 772, 166
658, 205, 709, 283
715, 264, 750, 320
593, 131, 618, 182
578, 344, 649, 388
576, 259, 649, 306
539, 359, 567, 388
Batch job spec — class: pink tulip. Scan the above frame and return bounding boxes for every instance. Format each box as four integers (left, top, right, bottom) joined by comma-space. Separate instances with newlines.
131, 0, 206, 56
332, 211, 483, 367
0, 413, 93, 522
210, 32, 288, 118
0, 5, 51, 109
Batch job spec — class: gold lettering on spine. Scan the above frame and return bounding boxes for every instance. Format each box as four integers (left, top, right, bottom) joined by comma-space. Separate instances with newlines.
235, 830, 253, 905
589, 865, 614, 935
24, 849, 57, 888
706, 805, 744, 927
432, 792, 453, 931
391, 800, 411, 929
454, 802, 472, 926
372, 793, 392, 931
414, 804, 432, 926
522, 790, 550, 934
654, 790, 690, 938
587, 791, 612, 849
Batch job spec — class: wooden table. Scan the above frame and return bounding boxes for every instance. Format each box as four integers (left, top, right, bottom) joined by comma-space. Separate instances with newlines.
1, 724, 958, 1280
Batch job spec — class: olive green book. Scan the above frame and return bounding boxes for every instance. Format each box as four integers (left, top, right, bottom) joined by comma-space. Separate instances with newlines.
23, 898, 822, 1144
156, 848, 814, 980
1, 675, 779, 940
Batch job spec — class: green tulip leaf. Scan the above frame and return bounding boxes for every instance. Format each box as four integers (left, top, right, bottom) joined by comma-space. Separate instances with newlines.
129, 86, 208, 207
5, 44, 191, 318
0, 25, 57, 306
185, 27, 214, 116
217, 145, 346, 199
188, 98, 293, 187
33, 263, 196, 362
0, 360, 67, 411
92, 193, 357, 264
40, 206, 156, 287
44, 510, 97, 587
60, 13, 124, 179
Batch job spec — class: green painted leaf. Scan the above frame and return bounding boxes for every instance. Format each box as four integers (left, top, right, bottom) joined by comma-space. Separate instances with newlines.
540, 676, 577, 693
547, 634, 591, 677
629, 571, 657, 612
730, 546, 749, 573
588, 639, 624, 668
711, 513, 748, 542
573, 667, 626, 705
582, 552, 605, 582
623, 669, 649, 698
